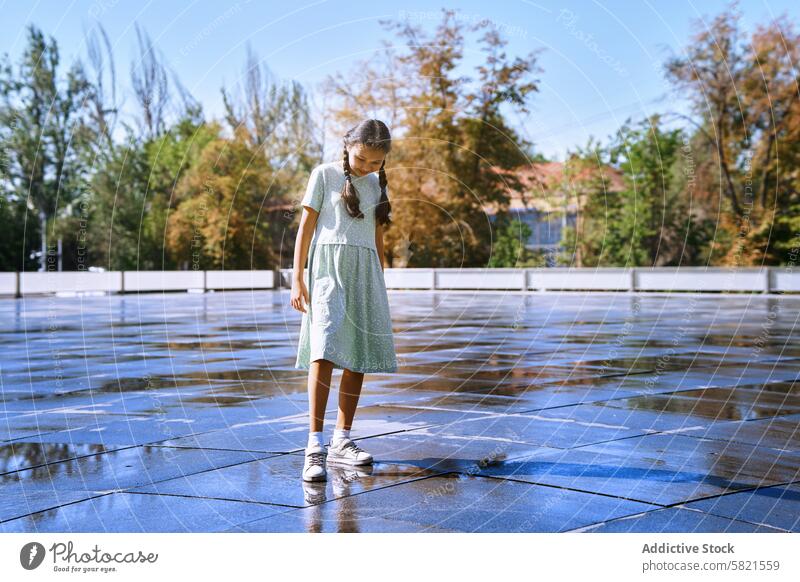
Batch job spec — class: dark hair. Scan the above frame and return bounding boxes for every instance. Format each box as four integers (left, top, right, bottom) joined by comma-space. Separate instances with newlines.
341, 119, 392, 226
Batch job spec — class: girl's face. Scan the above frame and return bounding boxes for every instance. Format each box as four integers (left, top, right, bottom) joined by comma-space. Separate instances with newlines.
348, 144, 385, 177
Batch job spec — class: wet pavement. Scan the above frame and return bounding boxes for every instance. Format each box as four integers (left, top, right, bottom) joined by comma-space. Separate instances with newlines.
1, 290, 798, 533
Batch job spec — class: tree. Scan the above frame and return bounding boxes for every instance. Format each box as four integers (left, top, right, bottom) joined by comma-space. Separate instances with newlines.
665, 7, 748, 218
84, 114, 219, 271
664, 3, 800, 265
324, 8, 543, 267
454, 25, 542, 264
131, 24, 170, 140
83, 22, 120, 153
81, 131, 150, 270
558, 138, 616, 267
487, 218, 542, 267
221, 44, 322, 174
167, 127, 277, 270
0, 24, 92, 271
607, 115, 684, 265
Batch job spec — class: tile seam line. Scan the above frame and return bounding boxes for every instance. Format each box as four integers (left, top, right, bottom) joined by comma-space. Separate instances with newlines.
0, 491, 115, 525
122, 490, 305, 510
471, 472, 666, 507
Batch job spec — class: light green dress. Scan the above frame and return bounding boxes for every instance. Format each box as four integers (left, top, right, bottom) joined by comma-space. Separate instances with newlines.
295, 161, 398, 373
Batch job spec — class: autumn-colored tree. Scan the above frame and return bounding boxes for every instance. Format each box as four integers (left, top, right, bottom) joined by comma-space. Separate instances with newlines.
167, 127, 277, 270
665, 3, 800, 265
222, 44, 323, 186
323, 9, 542, 267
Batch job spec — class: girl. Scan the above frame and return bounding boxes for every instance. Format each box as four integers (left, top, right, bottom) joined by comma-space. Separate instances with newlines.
290, 119, 398, 482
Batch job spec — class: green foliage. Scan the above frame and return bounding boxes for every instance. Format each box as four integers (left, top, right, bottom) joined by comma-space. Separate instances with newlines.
0, 196, 39, 270
85, 132, 152, 270
3, 8, 800, 271
558, 117, 708, 267
0, 24, 92, 270
167, 132, 277, 270
607, 115, 685, 265
487, 218, 542, 267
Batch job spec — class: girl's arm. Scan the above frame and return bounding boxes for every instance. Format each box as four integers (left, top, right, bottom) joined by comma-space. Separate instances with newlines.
290, 207, 319, 312
375, 222, 385, 272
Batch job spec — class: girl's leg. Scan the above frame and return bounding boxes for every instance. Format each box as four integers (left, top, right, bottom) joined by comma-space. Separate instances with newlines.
336, 368, 365, 430
308, 359, 334, 431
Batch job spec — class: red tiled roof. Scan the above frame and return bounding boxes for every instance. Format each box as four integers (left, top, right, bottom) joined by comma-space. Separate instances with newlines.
487, 161, 625, 213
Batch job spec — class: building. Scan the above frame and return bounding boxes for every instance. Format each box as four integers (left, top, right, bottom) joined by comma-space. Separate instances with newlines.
485, 161, 625, 263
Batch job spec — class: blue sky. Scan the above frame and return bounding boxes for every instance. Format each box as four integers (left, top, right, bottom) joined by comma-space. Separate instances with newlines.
2, 0, 797, 161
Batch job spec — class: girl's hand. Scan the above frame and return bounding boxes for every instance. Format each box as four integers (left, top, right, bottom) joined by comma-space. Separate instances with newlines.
291, 278, 309, 313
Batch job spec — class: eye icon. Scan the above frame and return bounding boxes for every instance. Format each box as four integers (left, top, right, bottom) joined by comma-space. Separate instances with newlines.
20, 542, 46, 570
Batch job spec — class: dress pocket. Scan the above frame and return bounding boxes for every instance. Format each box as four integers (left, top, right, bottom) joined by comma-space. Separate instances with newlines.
311, 276, 334, 326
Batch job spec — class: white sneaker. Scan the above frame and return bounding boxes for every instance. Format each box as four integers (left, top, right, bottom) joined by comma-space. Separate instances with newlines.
327, 438, 373, 466
302, 444, 328, 482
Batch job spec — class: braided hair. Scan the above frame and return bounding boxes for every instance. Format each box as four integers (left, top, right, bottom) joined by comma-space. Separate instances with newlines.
341, 119, 392, 226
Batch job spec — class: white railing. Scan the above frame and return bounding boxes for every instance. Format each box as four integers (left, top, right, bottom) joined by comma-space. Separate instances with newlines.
0, 268, 798, 297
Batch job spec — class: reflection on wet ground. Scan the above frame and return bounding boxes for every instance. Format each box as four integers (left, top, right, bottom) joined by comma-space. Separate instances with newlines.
1, 290, 799, 532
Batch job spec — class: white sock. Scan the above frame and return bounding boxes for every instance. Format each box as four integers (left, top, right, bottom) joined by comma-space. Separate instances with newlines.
307, 431, 324, 449
332, 428, 351, 445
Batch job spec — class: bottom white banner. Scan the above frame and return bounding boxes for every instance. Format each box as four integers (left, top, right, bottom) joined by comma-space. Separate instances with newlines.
1, 533, 797, 581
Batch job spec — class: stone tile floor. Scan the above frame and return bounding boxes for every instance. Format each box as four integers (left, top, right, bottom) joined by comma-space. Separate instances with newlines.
1, 290, 798, 532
